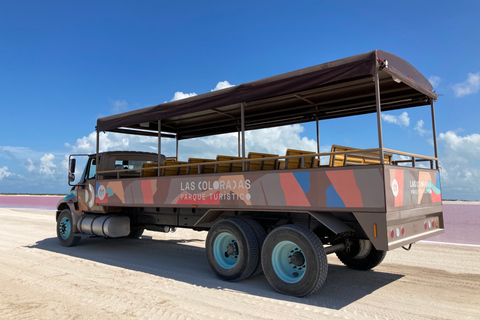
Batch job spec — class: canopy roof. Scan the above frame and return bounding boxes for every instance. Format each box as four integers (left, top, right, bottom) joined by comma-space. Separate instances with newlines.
97, 50, 437, 140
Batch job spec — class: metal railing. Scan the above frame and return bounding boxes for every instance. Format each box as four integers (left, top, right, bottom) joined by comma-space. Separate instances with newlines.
96, 147, 439, 179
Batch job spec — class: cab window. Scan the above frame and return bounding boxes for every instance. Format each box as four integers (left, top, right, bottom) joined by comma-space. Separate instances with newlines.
87, 158, 96, 180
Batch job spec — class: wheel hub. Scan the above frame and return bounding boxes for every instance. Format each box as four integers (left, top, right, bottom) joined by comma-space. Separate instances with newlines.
272, 241, 307, 283
225, 241, 238, 257
58, 217, 71, 240
289, 251, 305, 266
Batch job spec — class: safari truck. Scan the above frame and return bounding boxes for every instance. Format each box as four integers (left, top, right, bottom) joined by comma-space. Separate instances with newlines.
57, 50, 444, 297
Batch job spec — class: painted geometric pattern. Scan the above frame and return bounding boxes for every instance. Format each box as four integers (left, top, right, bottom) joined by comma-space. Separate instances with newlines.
387, 168, 442, 207
95, 167, 388, 211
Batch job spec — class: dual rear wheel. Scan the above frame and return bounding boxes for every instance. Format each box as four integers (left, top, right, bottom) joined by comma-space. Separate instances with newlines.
206, 220, 328, 297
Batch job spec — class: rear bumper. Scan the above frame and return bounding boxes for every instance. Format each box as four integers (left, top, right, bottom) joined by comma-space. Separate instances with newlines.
388, 228, 444, 250
386, 211, 444, 250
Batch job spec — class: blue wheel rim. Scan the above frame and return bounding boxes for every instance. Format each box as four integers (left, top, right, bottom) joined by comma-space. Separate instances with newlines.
59, 216, 71, 240
213, 232, 238, 269
272, 240, 306, 283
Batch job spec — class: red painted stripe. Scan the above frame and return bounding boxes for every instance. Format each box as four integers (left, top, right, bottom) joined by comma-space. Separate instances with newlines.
325, 170, 363, 207
279, 173, 310, 206
395, 169, 404, 207
141, 180, 154, 204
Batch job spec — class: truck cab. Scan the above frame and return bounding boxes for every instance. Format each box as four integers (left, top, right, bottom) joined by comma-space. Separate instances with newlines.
57, 151, 163, 220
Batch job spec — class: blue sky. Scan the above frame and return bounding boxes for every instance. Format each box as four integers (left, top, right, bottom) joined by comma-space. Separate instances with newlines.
1, 1, 480, 200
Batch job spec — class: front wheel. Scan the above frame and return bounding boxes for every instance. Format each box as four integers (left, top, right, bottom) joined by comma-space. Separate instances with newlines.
56, 209, 81, 247
261, 224, 328, 297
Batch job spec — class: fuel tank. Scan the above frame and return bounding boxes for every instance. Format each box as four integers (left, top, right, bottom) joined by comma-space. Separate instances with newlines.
77, 215, 130, 238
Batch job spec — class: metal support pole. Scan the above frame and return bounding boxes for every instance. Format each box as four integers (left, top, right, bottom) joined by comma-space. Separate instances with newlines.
238, 130, 241, 157
374, 72, 385, 163
241, 103, 246, 171
95, 129, 100, 180
176, 135, 179, 161
316, 117, 320, 165
430, 100, 439, 169
158, 120, 162, 176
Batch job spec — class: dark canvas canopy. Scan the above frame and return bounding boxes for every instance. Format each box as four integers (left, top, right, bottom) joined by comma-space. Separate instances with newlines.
97, 50, 437, 140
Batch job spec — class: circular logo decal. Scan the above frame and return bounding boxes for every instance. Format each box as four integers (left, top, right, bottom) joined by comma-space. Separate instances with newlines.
97, 185, 106, 201
391, 179, 399, 197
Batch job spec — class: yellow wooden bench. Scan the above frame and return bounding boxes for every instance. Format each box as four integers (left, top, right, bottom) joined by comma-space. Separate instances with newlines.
187, 158, 216, 175
161, 160, 188, 176
329, 145, 392, 167
247, 152, 279, 171
141, 162, 159, 177
284, 149, 318, 169
215, 156, 243, 173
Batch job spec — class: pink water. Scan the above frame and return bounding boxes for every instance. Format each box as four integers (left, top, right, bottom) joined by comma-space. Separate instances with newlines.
0, 195, 63, 209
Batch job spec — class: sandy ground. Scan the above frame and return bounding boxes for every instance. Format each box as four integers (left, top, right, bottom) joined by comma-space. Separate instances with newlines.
1, 208, 480, 320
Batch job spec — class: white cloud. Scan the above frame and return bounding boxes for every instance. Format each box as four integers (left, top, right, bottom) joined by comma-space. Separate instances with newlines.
381, 111, 410, 127
170, 91, 197, 101
110, 99, 129, 113
414, 120, 429, 136
212, 81, 234, 91
0, 166, 13, 181
26, 158, 35, 172
428, 76, 442, 88
438, 130, 480, 200
39, 153, 56, 176
438, 131, 480, 162
68, 124, 317, 161
177, 124, 317, 160
71, 131, 159, 154
452, 72, 480, 97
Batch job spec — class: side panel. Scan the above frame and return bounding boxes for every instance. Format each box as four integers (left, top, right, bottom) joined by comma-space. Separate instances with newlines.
384, 166, 443, 249
385, 166, 442, 210
94, 167, 386, 212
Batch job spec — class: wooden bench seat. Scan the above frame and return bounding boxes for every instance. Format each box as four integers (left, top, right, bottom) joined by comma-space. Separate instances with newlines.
161, 160, 188, 176
187, 158, 216, 175
329, 145, 392, 167
247, 152, 279, 171
215, 156, 243, 173
284, 149, 318, 169
141, 162, 159, 177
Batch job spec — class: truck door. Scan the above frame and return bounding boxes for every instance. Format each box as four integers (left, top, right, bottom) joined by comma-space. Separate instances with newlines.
76, 157, 97, 212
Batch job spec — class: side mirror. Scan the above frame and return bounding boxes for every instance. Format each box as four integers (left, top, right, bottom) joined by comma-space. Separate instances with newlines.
68, 158, 76, 184
69, 158, 76, 174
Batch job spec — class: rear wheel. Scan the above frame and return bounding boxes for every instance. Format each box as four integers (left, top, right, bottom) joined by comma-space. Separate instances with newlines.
261, 224, 328, 297
205, 218, 259, 282
335, 239, 386, 270
243, 219, 266, 277
56, 209, 81, 247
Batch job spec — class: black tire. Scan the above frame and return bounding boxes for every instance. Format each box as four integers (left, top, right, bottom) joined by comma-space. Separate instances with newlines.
205, 218, 259, 282
56, 209, 81, 247
261, 224, 328, 297
127, 228, 145, 239
243, 219, 267, 277
335, 239, 386, 270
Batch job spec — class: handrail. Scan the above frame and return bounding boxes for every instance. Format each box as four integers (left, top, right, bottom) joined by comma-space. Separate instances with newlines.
96, 147, 439, 176
383, 148, 437, 161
